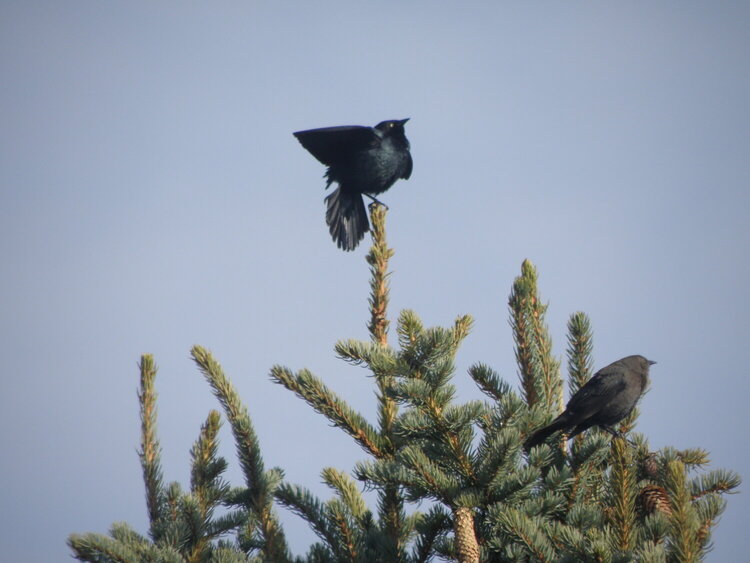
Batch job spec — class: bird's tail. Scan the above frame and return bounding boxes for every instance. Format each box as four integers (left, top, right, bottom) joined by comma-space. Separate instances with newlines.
325, 187, 369, 251
523, 415, 569, 451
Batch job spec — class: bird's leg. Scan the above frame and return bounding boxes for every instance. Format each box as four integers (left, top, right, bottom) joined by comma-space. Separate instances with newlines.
602, 426, 637, 447
365, 194, 389, 210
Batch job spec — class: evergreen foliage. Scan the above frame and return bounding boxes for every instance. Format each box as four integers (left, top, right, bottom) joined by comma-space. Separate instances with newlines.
69, 207, 740, 562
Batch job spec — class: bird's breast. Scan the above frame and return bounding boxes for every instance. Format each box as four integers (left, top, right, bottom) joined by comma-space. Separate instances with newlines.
349, 146, 409, 195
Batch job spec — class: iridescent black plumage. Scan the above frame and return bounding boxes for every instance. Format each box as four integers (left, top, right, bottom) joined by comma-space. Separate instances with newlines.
294, 119, 412, 251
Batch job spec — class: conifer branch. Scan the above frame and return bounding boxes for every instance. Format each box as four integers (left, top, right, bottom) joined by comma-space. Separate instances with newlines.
676, 447, 711, 468
270, 365, 387, 458
205, 510, 249, 539
70, 523, 184, 562
411, 506, 452, 563
190, 410, 226, 506
566, 312, 594, 395
334, 339, 396, 373
608, 437, 637, 553
487, 464, 540, 503
366, 204, 393, 348
416, 397, 477, 485
509, 267, 536, 405
327, 500, 360, 560
379, 484, 407, 561
192, 346, 291, 563
551, 521, 589, 560
665, 460, 701, 562
567, 435, 609, 508
394, 316, 478, 485
566, 313, 594, 452
692, 493, 725, 552
468, 363, 511, 402
68, 532, 151, 563
192, 347, 264, 492
188, 410, 231, 560
397, 309, 424, 350
275, 483, 337, 551
213, 546, 257, 563
397, 445, 461, 502
109, 522, 150, 545
451, 315, 474, 351
137, 354, 165, 537
447, 436, 476, 484
509, 260, 562, 410
488, 506, 556, 562
617, 405, 640, 436
527, 297, 562, 412
475, 428, 521, 487
321, 467, 369, 524
690, 469, 741, 500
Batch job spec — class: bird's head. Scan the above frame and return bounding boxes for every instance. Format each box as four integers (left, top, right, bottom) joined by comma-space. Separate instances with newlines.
375, 118, 410, 140
625, 355, 657, 373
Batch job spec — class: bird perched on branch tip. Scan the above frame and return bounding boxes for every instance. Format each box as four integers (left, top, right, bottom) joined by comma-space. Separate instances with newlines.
524, 354, 656, 451
294, 118, 412, 251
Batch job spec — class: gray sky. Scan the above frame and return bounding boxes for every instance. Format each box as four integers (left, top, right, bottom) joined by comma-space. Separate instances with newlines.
1, 2, 748, 560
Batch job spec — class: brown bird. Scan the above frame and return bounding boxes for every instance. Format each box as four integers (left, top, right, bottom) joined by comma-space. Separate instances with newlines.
524, 354, 656, 450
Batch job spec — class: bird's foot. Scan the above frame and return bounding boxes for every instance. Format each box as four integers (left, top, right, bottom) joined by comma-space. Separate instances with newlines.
600, 426, 619, 438
365, 194, 389, 210
603, 426, 637, 447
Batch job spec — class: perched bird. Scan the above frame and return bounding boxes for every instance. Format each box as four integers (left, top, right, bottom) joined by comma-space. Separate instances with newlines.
294, 119, 412, 251
524, 355, 656, 450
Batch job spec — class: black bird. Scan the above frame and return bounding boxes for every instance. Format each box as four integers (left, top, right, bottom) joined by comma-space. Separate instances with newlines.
524, 355, 656, 450
294, 119, 412, 251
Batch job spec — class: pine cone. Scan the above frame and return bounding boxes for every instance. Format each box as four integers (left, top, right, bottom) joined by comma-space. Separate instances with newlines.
454, 507, 480, 563
642, 453, 659, 479
639, 484, 672, 516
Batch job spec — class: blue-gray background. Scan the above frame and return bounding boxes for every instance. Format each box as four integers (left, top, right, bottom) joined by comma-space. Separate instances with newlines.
1, 2, 747, 560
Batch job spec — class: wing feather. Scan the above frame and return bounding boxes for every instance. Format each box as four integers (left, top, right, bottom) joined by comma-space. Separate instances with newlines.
293, 126, 378, 165
566, 370, 626, 417
401, 152, 413, 179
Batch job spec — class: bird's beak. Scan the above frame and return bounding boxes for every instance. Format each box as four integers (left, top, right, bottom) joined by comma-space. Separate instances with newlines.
399, 118, 410, 125
648, 360, 657, 365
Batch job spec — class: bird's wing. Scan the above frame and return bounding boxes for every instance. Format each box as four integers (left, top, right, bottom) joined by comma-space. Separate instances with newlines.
565, 369, 627, 418
401, 152, 413, 180
293, 126, 379, 165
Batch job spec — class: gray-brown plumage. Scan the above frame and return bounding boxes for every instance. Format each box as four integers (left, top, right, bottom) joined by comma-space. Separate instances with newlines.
524, 355, 656, 450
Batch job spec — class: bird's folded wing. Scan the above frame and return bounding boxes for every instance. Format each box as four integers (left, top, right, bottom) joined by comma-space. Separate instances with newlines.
401, 152, 413, 179
565, 371, 627, 417
293, 126, 378, 165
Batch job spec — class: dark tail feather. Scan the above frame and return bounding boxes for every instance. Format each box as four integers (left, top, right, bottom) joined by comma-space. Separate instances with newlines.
325, 187, 369, 251
524, 416, 569, 451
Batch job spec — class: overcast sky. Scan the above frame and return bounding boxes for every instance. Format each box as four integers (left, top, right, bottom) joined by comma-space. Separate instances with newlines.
1, 2, 748, 561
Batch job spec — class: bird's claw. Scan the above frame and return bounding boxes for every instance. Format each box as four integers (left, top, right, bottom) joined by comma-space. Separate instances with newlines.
603, 426, 637, 447
365, 195, 389, 210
